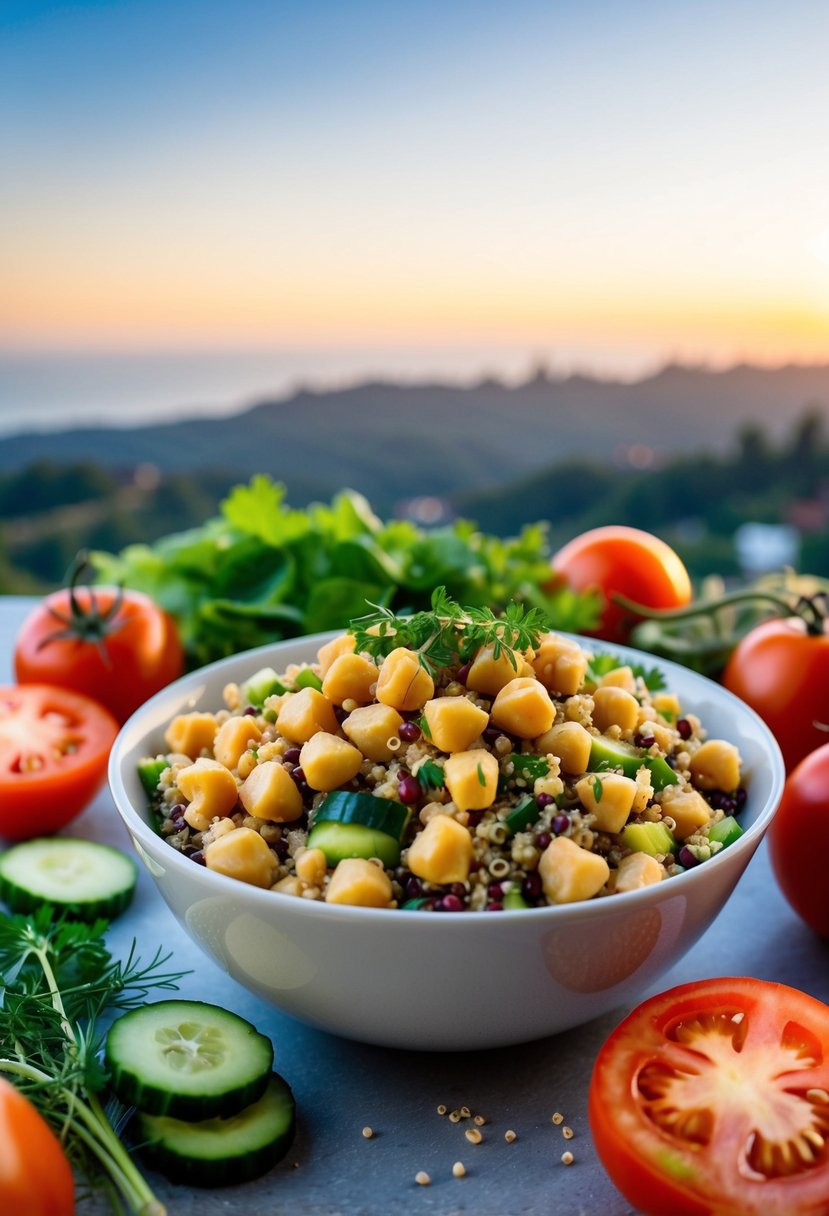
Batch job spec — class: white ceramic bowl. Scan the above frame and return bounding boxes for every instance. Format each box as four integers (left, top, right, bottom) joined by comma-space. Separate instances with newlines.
109, 633, 784, 1050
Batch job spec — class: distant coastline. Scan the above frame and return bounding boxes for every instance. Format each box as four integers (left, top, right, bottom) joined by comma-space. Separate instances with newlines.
0, 347, 813, 438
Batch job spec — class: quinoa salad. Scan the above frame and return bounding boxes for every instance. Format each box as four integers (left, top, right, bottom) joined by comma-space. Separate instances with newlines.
139, 612, 746, 913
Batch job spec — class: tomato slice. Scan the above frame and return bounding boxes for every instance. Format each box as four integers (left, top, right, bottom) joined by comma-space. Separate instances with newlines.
0, 685, 119, 841
589, 977, 829, 1216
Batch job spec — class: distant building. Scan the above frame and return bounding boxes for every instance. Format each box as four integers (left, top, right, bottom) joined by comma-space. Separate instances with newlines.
734, 522, 799, 576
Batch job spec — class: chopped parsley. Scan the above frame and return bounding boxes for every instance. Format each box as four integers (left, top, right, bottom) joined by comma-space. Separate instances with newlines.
510, 754, 550, 782
586, 651, 667, 691
415, 759, 445, 791
591, 774, 605, 803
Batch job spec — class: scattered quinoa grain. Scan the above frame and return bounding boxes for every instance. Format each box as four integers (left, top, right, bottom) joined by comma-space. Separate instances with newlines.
460, 1105, 471, 1119
437, 1104, 448, 1116
362, 1127, 374, 1139
452, 1162, 466, 1178
551, 1112, 564, 1125
449, 1110, 462, 1123
465, 1128, 482, 1145
562, 1126, 574, 1140
473, 1114, 486, 1126
415, 1171, 431, 1186
561, 1150, 574, 1166
504, 1129, 517, 1143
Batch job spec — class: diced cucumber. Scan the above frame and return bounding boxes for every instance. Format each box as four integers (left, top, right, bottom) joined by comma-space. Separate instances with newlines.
292, 667, 323, 692
589, 736, 678, 792
621, 821, 677, 857
645, 755, 679, 792
136, 1072, 296, 1188
707, 815, 744, 848
503, 887, 530, 909
106, 1000, 274, 1121
240, 666, 287, 706
306, 820, 400, 868
510, 754, 550, 782
312, 790, 409, 840
138, 757, 168, 798
0, 838, 137, 922
504, 794, 540, 836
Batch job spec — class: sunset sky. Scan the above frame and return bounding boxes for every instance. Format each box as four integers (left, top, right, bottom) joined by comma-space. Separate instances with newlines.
3, 0, 829, 381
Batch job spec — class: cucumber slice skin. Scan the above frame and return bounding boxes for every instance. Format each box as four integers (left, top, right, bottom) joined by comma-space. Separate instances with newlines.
0, 838, 138, 922
138, 757, 168, 798
307, 820, 400, 868
136, 1072, 296, 1189
589, 737, 679, 792
313, 790, 409, 840
106, 1000, 274, 1121
708, 815, 744, 848
621, 822, 677, 857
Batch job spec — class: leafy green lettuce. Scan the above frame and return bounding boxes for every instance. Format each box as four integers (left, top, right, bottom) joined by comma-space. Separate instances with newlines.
93, 476, 599, 667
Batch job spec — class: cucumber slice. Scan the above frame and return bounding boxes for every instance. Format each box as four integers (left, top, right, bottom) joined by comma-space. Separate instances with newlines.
106, 1000, 274, 1121
504, 794, 540, 836
240, 666, 287, 706
292, 667, 323, 692
589, 736, 678, 792
307, 820, 400, 868
0, 838, 137, 922
503, 887, 530, 910
313, 791, 409, 840
138, 757, 168, 798
136, 1072, 296, 1188
621, 821, 677, 857
707, 815, 744, 848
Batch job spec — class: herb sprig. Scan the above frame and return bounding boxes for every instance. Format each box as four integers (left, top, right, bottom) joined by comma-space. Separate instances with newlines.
586, 651, 667, 691
349, 586, 554, 677
0, 908, 186, 1215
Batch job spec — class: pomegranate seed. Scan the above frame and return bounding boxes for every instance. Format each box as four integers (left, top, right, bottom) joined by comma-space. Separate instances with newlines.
535, 832, 552, 850
398, 775, 422, 804
398, 721, 421, 742
283, 747, 301, 765
552, 814, 570, 835
522, 872, 543, 901
677, 718, 692, 740
438, 894, 464, 912
636, 732, 656, 748
455, 661, 471, 685
488, 882, 504, 900
486, 901, 504, 912
290, 766, 306, 785
404, 875, 423, 900
536, 792, 555, 809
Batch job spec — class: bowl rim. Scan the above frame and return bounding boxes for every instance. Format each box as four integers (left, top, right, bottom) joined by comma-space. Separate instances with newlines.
109, 629, 785, 928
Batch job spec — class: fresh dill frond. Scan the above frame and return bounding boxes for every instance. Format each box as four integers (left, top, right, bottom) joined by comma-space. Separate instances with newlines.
349, 586, 554, 676
0, 907, 187, 1214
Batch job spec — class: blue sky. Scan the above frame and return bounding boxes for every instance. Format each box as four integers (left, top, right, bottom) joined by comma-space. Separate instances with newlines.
2, 0, 828, 372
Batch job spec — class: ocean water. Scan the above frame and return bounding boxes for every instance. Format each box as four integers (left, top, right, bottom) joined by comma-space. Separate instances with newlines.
0, 346, 656, 436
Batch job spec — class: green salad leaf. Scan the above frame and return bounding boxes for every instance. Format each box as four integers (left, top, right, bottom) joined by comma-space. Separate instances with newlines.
93, 478, 599, 668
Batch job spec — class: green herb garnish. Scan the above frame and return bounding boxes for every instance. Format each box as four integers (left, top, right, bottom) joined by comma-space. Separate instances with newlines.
0, 908, 186, 1214
476, 761, 486, 787
586, 651, 667, 691
415, 758, 445, 790
417, 714, 433, 740
350, 586, 554, 678
591, 774, 605, 803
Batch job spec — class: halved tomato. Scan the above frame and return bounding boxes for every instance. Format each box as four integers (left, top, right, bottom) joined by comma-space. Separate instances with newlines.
589, 977, 829, 1216
0, 685, 119, 840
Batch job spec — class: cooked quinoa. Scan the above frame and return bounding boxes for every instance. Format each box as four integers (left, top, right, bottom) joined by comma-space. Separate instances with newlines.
141, 628, 746, 912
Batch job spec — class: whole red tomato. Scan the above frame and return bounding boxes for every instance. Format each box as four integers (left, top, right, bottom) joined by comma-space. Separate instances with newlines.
590, 977, 829, 1216
722, 615, 829, 772
551, 525, 692, 643
0, 1076, 75, 1215
0, 685, 118, 840
767, 742, 829, 936
15, 558, 184, 724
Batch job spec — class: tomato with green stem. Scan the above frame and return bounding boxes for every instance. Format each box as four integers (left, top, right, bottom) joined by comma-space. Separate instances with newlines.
589, 977, 829, 1216
551, 526, 692, 644
15, 552, 184, 724
0, 684, 118, 840
0, 1076, 75, 1215
722, 603, 829, 772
